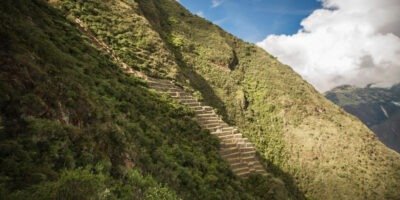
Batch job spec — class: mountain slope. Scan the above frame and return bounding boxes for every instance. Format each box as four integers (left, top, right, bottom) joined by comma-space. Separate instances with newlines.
326, 84, 400, 152
1, 0, 400, 199
100, 1, 400, 199
0, 1, 295, 199
50, 0, 400, 199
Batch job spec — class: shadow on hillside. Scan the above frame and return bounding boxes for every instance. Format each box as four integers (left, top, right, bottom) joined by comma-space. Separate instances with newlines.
135, 0, 230, 121
256, 152, 306, 199
180, 65, 307, 199
181, 69, 230, 121
137, 2, 307, 199
179, 66, 306, 199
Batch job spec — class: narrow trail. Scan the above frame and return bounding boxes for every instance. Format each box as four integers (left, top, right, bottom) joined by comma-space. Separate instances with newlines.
73, 18, 268, 178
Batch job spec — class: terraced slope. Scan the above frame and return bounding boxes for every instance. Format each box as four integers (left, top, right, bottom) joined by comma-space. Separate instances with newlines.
146, 77, 267, 177
72, 13, 269, 177
69, 10, 269, 178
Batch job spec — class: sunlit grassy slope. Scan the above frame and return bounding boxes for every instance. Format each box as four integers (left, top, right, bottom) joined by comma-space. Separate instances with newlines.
0, 0, 297, 199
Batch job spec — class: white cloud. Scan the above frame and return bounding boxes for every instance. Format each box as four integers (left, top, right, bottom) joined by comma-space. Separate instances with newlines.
212, 0, 224, 8
195, 11, 205, 18
257, 0, 400, 92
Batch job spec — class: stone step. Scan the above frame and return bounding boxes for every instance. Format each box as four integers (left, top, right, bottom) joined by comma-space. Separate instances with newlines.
252, 167, 265, 173
221, 142, 240, 148
252, 163, 264, 169
240, 151, 256, 157
196, 116, 219, 122
194, 109, 215, 115
201, 123, 223, 130
198, 118, 221, 124
232, 166, 250, 174
147, 82, 174, 88
146, 77, 173, 84
230, 162, 248, 169
181, 101, 201, 107
164, 91, 179, 97
226, 156, 241, 164
214, 128, 236, 135
198, 118, 221, 123
149, 85, 170, 91
177, 96, 195, 101
214, 131, 236, 138
221, 151, 241, 159
253, 168, 266, 174
199, 119, 222, 125
202, 106, 214, 111
162, 89, 187, 95
178, 99, 198, 104
218, 133, 243, 140
221, 127, 235, 132
223, 137, 249, 144
237, 171, 251, 177
208, 127, 227, 133
207, 124, 229, 130
200, 124, 222, 130
213, 127, 235, 134
240, 156, 257, 163
192, 106, 204, 111
155, 87, 181, 93
220, 147, 239, 155
240, 147, 256, 152
147, 81, 173, 87
196, 113, 217, 118
240, 142, 254, 148
222, 142, 253, 149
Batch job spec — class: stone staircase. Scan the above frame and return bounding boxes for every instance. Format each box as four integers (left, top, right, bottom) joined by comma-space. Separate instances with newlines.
145, 77, 268, 178
72, 17, 267, 178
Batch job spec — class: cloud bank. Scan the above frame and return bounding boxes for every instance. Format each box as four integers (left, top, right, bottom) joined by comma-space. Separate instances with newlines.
257, 0, 400, 92
211, 0, 224, 8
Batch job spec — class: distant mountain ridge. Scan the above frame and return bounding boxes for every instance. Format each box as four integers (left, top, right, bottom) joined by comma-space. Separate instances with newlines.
325, 84, 400, 152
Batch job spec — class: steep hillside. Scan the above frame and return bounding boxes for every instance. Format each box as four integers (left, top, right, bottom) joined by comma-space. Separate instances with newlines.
49, 0, 400, 199
2, 0, 400, 199
326, 84, 400, 152
0, 1, 295, 199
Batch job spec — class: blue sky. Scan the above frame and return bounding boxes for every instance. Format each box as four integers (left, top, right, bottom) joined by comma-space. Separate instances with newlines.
178, 0, 321, 43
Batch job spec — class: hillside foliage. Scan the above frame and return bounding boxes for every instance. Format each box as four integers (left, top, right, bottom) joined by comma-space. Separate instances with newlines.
0, 0, 295, 199
1, 0, 400, 199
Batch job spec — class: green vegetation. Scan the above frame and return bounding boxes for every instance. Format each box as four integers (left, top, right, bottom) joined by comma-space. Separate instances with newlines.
54, 0, 400, 199
127, 1, 400, 199
1, 0, 400, 199
0, 0, 295, 199
58, 0, 179, 78
2, 168, 179, 200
